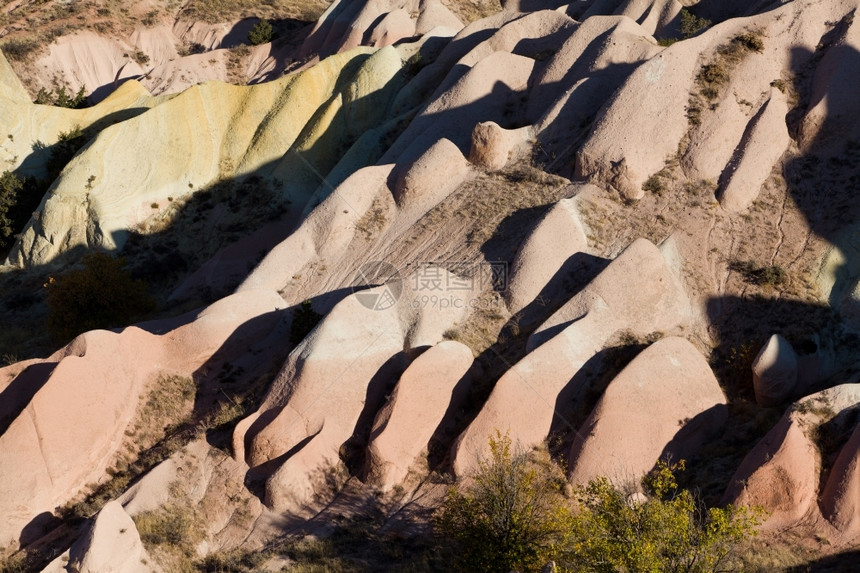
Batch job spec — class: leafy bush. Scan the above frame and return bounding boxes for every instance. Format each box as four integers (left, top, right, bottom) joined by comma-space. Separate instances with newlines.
435, 433, 575, 572
437, 436, 763, 573
569, 460, 763, 572
45, 252, 156, 341
248, 18, 274, 45
0, 169, 53, 252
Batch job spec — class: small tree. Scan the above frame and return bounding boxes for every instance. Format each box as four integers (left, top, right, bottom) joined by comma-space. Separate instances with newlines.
34, 85, 88, 108
680, 9, 711, 38
248, 19, 274, 45
45, 252, 156, 341
289, 299, 323, 344
0, 170, 23, 244
435, 433, 576, 572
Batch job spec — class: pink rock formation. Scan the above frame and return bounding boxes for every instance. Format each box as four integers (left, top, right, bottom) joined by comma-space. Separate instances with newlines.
752, 334, 798, 407
468, 121, 531, 172
66, 501, 152, 573
368, 9, 417, 47
719, 88, 791, 212
724, 410, 820, 532
798, 11, 860, 152
505, 196, 589, 314
365, 340, 474, 490
568, 336, 727, 487
0, 290, 286, 547
416, 0, 464, 35
392, 137, 472, 210
384, 49, 536, 165
239, 267, 480, 512
821, 423, 860, 537
452, 237, 690, 476
724, 385, 860, 534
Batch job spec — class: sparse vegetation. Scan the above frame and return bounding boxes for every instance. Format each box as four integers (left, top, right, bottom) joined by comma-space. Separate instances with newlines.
197, 548, 269, 572
60, 374, 195, 520
730, 260, 788, 287
45, 252, 156, 341
0, 550, 31, 573
136, 503, 203, 548
133, 50, 151, 66
356, 198, 388, 239
643, 173, 669, 195
142, 9, 161, 27
135, 502, 205, 571
34, 85, 88, 108
696, 30, 765, 102
0, 37, 40, 62
180, 0, 328, 23
686, 29, 766, 129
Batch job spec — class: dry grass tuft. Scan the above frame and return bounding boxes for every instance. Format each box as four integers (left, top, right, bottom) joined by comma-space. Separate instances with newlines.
60, 374, 196, 520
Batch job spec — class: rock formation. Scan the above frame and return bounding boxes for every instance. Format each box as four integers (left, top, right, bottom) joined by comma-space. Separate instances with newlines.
1, 0, 860, 568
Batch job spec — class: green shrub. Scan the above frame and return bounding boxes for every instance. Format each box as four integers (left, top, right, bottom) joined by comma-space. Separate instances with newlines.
0, 170, 47, 252
680, 9, 711, 38
436, 436, 763, 573
568, 460, 764, 572
45, 252, 156, 341
46, 125, 89, 178
34, 85, 88, 108
435, 433, 575, 572
248, 18, 274, 45
0, 171, 23, 244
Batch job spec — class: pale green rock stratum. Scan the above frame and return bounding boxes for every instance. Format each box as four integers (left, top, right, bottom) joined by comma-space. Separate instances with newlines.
0, 74, 158, 180
4, 45, 406, 267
